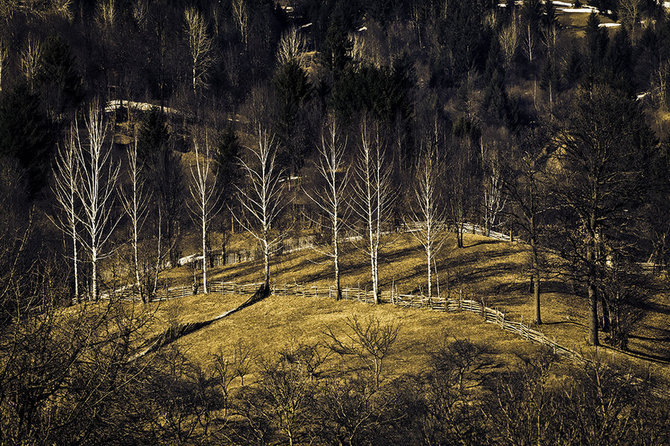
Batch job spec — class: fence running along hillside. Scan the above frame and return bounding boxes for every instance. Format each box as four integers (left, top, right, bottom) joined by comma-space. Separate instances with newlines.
110, 279, 572, 358
108, 278, 669, 398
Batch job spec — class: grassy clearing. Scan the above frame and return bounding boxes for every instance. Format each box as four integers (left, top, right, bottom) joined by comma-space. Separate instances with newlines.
152, 230, 669, 384
558, 10, 618, 39
173, 292, 538, 382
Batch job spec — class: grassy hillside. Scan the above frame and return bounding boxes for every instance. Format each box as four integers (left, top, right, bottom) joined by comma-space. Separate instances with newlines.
149, 231, 670, 384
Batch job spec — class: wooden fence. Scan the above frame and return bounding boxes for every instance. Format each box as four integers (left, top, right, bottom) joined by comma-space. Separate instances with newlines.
107, 278, 669, 398
263, 282, 573, 358
107, 278, 573, 358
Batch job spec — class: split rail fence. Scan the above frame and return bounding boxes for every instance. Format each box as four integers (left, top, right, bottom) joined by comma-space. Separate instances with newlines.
108, 279, 669, 398
110, 279, 574, 359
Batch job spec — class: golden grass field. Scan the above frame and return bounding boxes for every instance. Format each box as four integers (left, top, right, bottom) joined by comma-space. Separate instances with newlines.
139, 230, 670, 385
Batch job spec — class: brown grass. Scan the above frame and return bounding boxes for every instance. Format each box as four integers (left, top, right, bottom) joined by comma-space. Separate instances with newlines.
151, 230, 669, 384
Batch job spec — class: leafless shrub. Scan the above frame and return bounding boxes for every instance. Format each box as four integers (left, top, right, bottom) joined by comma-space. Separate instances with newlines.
324, 315, 400, 389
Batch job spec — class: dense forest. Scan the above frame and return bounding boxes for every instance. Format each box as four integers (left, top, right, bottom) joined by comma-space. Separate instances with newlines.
0, 0, 669, 444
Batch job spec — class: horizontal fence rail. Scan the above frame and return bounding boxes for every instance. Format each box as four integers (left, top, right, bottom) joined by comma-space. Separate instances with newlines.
102, 277, 669, 398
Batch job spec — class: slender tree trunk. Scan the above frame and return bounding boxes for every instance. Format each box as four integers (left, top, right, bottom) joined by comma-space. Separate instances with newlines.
133, 218, 143, 303
334, 230, 342, 300
531, 231, 541, 324
601, 293, 610, 332
91, 247, 98, 301
264, 240, 270, 289
152, 207, 163, 300
201, 205, 208, 294
587, 222, 599, 345
427, 242, 432, 301
369, 224, 378, 303
72, 219, 79, 303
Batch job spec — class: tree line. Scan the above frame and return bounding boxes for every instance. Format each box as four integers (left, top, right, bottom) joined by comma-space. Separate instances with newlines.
1, 0, 669, 343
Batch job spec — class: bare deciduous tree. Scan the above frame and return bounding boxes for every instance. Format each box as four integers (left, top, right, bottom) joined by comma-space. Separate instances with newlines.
120, 135, 151, 302
324, 315, 400, 389
187, 138, 219, 295
232, 0, 248, 49
499, 13, 519, 70
522, 23, 538, 107
502, 130, 548, 325
276, 26, 308, 68
75, 103, 120, 301
236, 127, 286, 288
410, 141, 448, 301
481, 139, 507, 236
20, 36, 41, 92
184, 6, 214, 96
352, 119, 394, 304
305, 120, 349, 300
618, 0, 642, 40
96, 0, 116, 29
51, 128, 80, 302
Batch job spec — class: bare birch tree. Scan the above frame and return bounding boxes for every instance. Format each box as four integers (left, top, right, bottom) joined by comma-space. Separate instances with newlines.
522, 22, 538, 108
75, 103, 120, 301
232, 0, 248, 49
120, 135, 151, 302
481, 141, 507, 236
95, 0, 116, 29
187, 138, 219, 295
410, 142, 448, 302
20, 36, 41, 92
51, 129, 80, 302
352, 119, 394, 304
305, 120, 349, 300
235, 127, 285, 289
276, 26, 308, 68
498, 13, 519, 70
184, 6, 214, 96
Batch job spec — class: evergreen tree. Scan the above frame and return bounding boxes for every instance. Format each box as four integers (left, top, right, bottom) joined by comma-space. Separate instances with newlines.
137, 108, 170, 162
603, 28, 634, 94
0, 83, 54, 195
584, 12, 609, 82
36, 35, 84, 117
272, 60, 312, 174
564, 45, 584, 87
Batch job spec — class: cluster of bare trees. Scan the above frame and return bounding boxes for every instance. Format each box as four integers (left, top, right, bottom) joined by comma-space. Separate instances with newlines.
52, 104, 119, 302
50, 103, 221, 301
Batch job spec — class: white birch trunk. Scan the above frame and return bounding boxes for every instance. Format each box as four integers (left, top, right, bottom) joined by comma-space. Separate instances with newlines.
235, 127, 286, 290
74, 103, 120, 301
188, 140, 219, 295
304, 121, 349, 300
51, 130, 81, 302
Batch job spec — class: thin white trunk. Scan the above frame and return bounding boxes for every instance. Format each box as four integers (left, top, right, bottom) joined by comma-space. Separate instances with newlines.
235, 127, 285, 289
353, 119, 393, 305
74, 103, 120, 302
52, 130, 81, 302
410, 141, 447, 302
305, 121, 348, 299
188, 140, 218, 295
72, 211, 79, 301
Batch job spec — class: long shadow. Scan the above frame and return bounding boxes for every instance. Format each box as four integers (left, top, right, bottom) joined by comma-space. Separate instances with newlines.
629, 334, 670, 342
131, 284, 270, 361
608, 347, 670, 364
628, 300, 670, 315
466, 239, 503, 248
